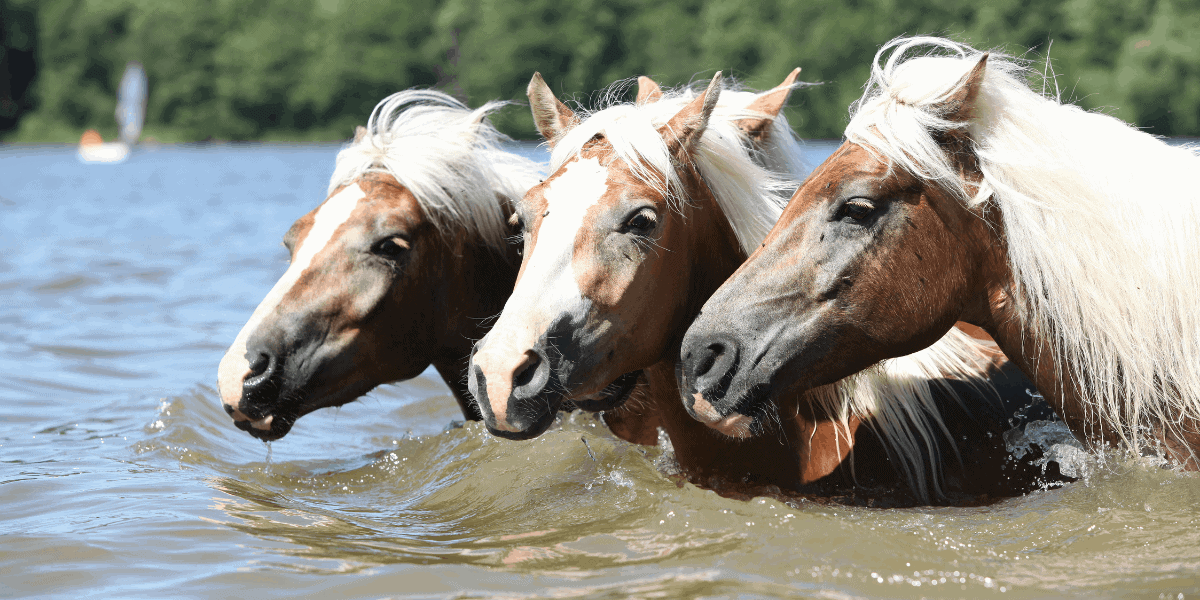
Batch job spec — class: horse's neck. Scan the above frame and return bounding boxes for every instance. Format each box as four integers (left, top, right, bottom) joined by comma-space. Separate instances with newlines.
966, 241, 1159, 453
641, 362, 800, 487
979, 281, 1200, 466
952, 222, 1084, 428
679, 176, 750, 337
636, 361, 865, 488
977, 289, 1073, 416
431, 238, 522, 420
433, 360, 480, 420
777, 387, 864, 480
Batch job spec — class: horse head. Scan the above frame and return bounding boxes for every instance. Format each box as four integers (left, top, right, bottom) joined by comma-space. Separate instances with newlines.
680, 40, 999, 428
217, 91, 537, 441
468, 71, 802, 440
685, 36, 1200, 467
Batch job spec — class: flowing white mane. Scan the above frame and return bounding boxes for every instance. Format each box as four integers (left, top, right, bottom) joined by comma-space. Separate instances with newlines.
847, 36, 1200, 457
554, 78, 1004, 500
548, 81, 802, 254
329, 90, 544, 251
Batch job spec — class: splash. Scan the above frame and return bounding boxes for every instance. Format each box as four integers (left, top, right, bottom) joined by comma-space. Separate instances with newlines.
1003, 391, 1090, 478
652, 426, 681, 476
148, 399, 170, 431
581, 436, 597, 463
1005, 420, 1091, 479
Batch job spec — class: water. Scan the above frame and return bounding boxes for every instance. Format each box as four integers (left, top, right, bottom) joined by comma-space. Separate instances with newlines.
2, 142, 1199, 599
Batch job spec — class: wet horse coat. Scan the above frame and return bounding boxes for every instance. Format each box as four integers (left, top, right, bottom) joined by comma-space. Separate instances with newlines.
470, 72, 1064, 502
680, 36, 1200, 468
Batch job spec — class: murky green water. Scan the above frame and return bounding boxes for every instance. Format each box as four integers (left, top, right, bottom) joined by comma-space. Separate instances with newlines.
2, 144, 1197, 599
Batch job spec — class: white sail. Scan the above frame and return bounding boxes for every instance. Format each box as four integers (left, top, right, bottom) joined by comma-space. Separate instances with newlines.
115, 61, 147, 146
80, 61, 146, 163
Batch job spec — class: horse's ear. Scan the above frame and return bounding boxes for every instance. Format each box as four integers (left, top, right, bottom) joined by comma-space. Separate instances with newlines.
736, 67, 801, 142
636, 76, 664, 104
663, 71, 723, 160
940, 54, 988, 123
527, 72, 578, 146
353, 126, 368, 143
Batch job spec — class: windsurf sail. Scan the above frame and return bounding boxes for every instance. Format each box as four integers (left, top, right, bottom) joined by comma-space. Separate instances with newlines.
115, 61, 147, 146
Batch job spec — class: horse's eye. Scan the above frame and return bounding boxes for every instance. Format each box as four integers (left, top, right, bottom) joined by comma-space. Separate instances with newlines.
505, 234, 525, 257
623, 209, 658, 234
372, 236, 410, 261
505, 214, 525, 255
840, 199, 877, 221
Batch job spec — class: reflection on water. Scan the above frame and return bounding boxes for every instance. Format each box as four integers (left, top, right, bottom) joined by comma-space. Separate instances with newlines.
2, 144, 1199, 599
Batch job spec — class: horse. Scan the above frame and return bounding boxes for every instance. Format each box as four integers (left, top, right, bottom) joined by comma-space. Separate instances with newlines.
468, 70, 1066, 502
679, 36, 1200, 469
216, 90, 544, 441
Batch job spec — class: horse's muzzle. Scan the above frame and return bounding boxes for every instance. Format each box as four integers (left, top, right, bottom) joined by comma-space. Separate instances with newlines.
468, 338, 565, 439
679, 331, 772, 437
221, 342, 302, 441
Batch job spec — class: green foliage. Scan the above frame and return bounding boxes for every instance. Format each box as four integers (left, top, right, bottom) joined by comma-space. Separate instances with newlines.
10, 0, 444, 141
0, 0, 38, 130
7, 0, 1200, 142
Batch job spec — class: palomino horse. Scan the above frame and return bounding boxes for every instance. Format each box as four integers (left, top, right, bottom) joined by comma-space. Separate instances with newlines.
469, 71, 1063, 502
216, 90, 543, 441
680, 36, 1200, 468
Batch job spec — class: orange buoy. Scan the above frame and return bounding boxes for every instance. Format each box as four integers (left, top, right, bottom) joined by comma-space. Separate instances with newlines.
80, 129, 104, 146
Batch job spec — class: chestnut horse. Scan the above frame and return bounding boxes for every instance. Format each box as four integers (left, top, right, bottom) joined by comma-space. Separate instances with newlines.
216, 90, 543, 441
681, 36, 1200, 468
469, 71, 1062, 502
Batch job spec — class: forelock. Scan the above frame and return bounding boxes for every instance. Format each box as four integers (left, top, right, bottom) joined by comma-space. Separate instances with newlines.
545, 80, 801, 254
328, 89, 544, 250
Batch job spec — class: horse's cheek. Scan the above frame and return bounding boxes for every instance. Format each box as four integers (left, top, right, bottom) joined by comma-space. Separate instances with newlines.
806, 225, 866, 302
336, 260, 392, 323
574, 236, 631, 309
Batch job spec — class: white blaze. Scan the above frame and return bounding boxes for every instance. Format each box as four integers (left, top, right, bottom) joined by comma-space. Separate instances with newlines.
217, 184, 366, 413
510, 156, 608, 318
475, 157, 609, 426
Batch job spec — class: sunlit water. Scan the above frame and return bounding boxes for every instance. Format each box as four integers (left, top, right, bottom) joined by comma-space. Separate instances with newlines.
2, 143, 1198, 599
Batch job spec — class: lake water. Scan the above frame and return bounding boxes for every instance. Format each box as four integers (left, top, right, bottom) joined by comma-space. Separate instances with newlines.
2, 142, 1198, 599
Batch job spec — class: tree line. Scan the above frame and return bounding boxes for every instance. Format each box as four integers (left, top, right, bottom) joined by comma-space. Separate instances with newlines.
3, 0, 1199, 142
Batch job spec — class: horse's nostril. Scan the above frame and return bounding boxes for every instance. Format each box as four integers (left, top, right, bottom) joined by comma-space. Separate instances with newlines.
687, 337, 739, 403
694, 344, 724, 379
513, 352, 541, 388
242, 349, 279, 395
247, 352, 271, 379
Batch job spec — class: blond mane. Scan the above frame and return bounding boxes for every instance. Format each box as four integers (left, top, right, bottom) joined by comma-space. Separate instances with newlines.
847, 36, 1200, 460
330, 90, 544, 251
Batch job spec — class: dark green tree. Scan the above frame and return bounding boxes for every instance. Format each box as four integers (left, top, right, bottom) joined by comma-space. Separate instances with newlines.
6, 0, 1200, 141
